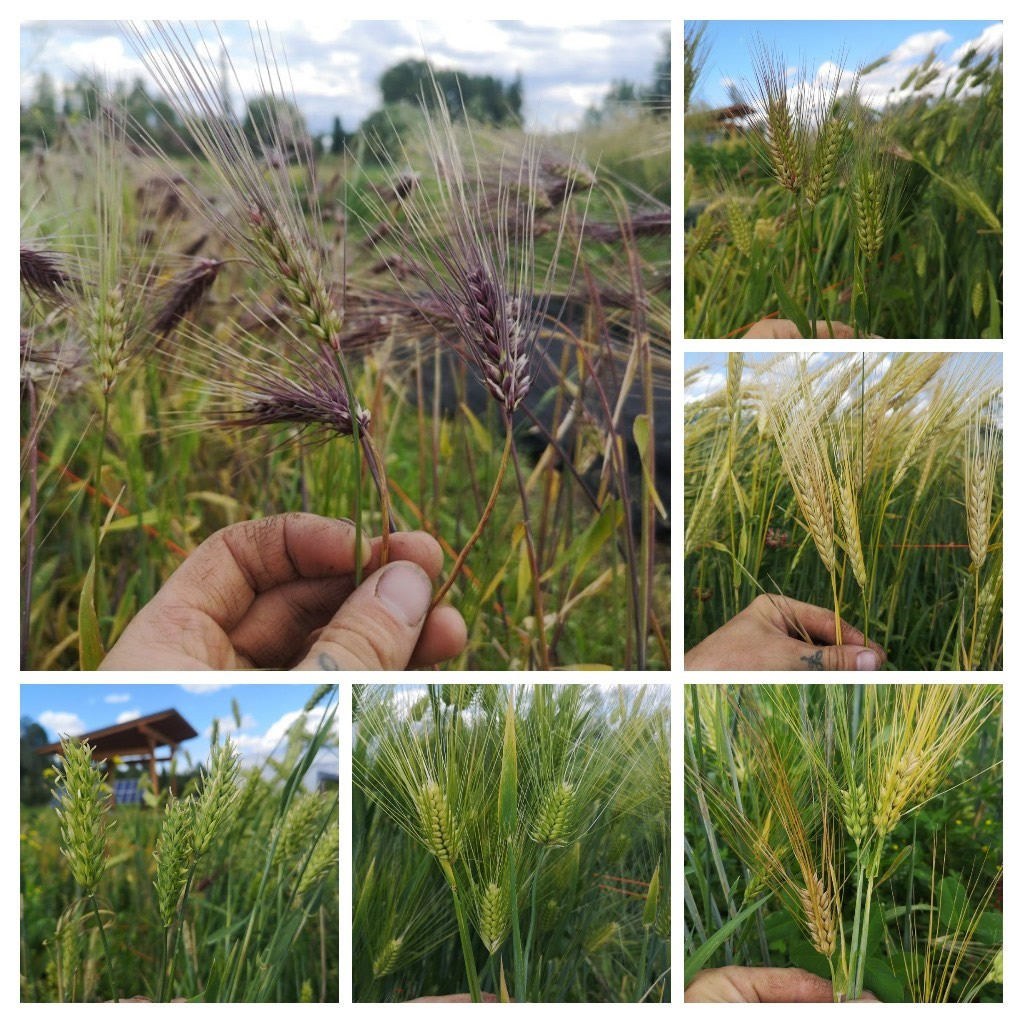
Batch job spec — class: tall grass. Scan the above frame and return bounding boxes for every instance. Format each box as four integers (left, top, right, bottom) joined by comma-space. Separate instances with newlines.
685, 684, 1002, 1003
685, 41, 1002, 338
20, 686, 339, 1002
352, 684, 669, 1002
20, 21, 670, 670
685, 353, 1002, 669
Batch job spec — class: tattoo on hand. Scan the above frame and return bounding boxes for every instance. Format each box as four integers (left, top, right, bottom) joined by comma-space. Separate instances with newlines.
317, 652, 339, 671
800, 650, 824, 670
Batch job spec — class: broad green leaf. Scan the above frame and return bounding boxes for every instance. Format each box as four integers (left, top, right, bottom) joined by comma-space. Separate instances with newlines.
787, 938, 830, 978
939, 874, 969, 929
632, 415, 667, 518
683, 894, 769, 988
459, 402, 494, 453
773, 268, 811, 338
864, 956, 904, 1003
78, 559, 104, 671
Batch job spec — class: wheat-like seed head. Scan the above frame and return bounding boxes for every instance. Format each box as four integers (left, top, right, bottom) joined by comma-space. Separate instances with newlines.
153, 796, 193, 927
806, 119, 847, 206
836, 470, 867, 590
725, 199, 753, 258
799, 872, 836, 956
274, 791, 324, 867
415, 781, 460, 863
686, 211, 718, 260
532, 780, 575, 847
477, 881, 509, 952
852, 166, 885, 263
373, 936, 403, 979
964, 399, 999, 571
190, 739, 241, 859
298, 826, 339, 897
584, 920, 619, 953
52, 736, 113, 895
749, 40, 806, 193
839, 783, 869, 847
873, 752, 921, 835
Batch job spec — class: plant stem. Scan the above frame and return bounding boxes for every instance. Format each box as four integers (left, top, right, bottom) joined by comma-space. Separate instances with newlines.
166, 862, 197, 1001
830, 570, 842, 645
431, 426, 512, 610
854, 854, 878, 998
22, 380, 38, 670
509, 845, 525, 1002
845, 860, 865, 1000
509, 431, 551, 669
91, 393, 111, 608
89, 894, 119, 1003
634, 926, 651, 1002
523, 846, 547, 984
441, 858, 481, 1003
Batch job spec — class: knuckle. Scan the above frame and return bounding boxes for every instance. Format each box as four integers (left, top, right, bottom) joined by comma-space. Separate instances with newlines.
317, 613, 401, 671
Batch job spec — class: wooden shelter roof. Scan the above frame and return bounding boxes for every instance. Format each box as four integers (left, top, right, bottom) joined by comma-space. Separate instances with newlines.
34, 708, 197, 759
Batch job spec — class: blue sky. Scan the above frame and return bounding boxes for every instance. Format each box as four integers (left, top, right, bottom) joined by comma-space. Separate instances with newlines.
20, 20, 668, 133
21, 684, 338, 783
690, 20, 1002, 111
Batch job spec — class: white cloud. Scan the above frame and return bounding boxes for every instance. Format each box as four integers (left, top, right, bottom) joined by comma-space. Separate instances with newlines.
179, 684, 233, 694
951, 23, 1003, 63
205, 713, 259, 738
889, 30, 952, 63
229, 709, 339, 762
116, 709, 141, 724
39, 711, 86, 737
104, 693, 132, 704
684, 369, 726, 405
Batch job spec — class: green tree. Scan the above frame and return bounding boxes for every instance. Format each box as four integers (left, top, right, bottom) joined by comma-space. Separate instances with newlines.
242, 95, 309, 161
330, 115, 347, 155
20, 718, 51, 806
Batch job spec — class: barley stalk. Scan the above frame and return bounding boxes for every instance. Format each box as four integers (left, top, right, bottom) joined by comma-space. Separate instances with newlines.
190, 739, 241, 859
415, 782, 460, 864
964, 403, 998, 571
686, 211, 718, 259
531, 781, 575, 847
836, 472, 867, 589
725, 200, 753, 258
852, 166, 885, 263
806, 119, 846, 206
153, 798, 193, 928
477, 881, 509, 953
840, 783, 869, 847
372, 936, 403, 979
52, 736, 112, 895
799, 872, 836, 956
298, 826, 339, 897
873, 753, 921, 835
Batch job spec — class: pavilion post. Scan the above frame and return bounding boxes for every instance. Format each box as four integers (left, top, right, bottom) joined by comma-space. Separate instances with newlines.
147, 736, 159, 795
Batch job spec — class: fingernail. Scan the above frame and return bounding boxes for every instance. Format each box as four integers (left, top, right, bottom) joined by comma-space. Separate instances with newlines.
856, 650, 879, 671
375, 563, 432, 625
337, 517, 356, 527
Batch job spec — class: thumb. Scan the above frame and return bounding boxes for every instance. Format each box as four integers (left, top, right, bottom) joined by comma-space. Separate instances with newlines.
295, 560, 433, 670
819, 644, 881, 671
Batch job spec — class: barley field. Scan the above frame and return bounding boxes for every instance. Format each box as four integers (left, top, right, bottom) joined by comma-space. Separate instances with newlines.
684, 22, 1002, 339
20, 22, 670, 671
685, 684, 1002, 1003
19, 685, 339, 1003
685, 352, 1002, 670
352, 683, 670, 1002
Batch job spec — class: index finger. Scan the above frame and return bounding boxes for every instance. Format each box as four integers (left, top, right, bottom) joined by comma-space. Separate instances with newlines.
765, 595, 886, 660
746, 967, 835, 1002
154, 513, 371, 630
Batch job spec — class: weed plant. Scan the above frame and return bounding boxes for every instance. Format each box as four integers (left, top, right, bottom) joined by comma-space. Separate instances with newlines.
685, 353, 1002, 669
352, 684, 669, 1002
20, 21, 670, 670
20, 686, 339, 1002
685, 684, 1002, 1002
684, 35, 1002, 338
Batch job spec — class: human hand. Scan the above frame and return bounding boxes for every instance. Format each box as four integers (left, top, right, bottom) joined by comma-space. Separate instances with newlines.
101, 513, 467, 670
684, 594, 886, 671
741, 318, 881, 339
406, 994, 500, 1002
685, 967, 879, 1002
